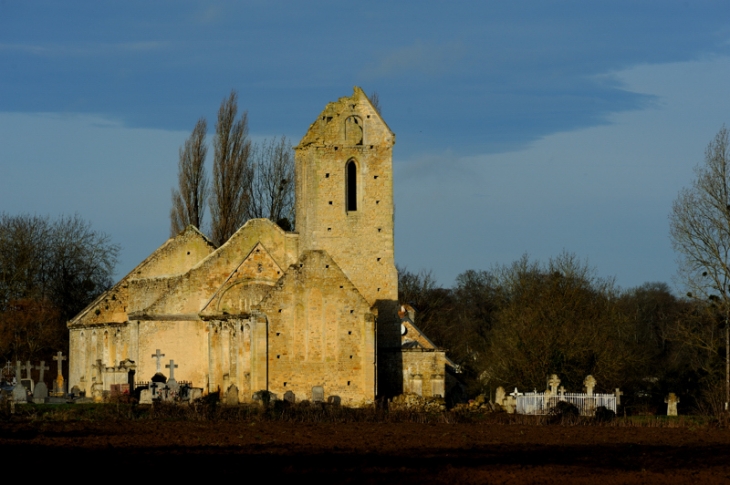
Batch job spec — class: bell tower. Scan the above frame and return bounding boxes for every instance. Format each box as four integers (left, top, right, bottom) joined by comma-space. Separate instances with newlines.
294, 87, 397, 320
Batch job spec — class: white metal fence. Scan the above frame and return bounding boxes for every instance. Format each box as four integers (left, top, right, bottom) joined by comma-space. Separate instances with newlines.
516, 392, 616, 416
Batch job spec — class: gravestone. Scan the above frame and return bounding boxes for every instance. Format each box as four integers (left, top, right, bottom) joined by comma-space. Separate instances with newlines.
283, 390, 295, 404
33, 360, 49, 403
311, 386, 324, 403
151, 349, 167, 383
583, 375, 597, 396
11, 361, 27, 403
22, 361, 34, 393
225, 384, 239, 405
495, 387, 506, 407
328, 395, 341, 405
548, 374, 561, 395
665, 393, 680, 416
139, 388, 152, 404
615, 388, 623, 406
52, 351, 66, 396
165, 360, 179, 393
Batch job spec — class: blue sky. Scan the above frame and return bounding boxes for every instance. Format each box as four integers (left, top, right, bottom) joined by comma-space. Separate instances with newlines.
2, 1, 730, 291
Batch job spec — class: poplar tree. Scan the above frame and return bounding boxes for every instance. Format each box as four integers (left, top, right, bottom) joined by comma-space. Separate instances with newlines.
209, 90, 253, 246
170, 117, 209, 236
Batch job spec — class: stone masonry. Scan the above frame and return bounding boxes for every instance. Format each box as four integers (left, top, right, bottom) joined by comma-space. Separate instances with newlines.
67, 87, 449, 404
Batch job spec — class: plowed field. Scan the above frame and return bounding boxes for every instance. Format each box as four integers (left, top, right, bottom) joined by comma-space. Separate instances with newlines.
1, 420, 729, 483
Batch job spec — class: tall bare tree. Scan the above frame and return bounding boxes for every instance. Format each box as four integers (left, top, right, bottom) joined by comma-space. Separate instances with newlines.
209, 90, 253, 246
670, 125, 730, 411
170, 118, 209, 236
248, 136, 295, 230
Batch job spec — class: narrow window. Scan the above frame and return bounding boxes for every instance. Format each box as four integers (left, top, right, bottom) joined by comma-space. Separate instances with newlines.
346, 160, 357, 211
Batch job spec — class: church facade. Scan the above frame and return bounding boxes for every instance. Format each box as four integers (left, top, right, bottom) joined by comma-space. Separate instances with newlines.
67, 88, 448, 405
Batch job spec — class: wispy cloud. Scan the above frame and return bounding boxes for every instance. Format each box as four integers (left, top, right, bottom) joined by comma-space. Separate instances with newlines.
361, 40, 465, 80
0, 41, 169, 57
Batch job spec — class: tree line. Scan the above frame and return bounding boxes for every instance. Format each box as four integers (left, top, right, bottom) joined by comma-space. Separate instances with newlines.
0, 214, 118, 365
399, 253, 727, 414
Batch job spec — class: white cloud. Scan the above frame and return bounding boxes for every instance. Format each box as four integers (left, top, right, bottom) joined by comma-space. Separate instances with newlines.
393, 56, 730, 289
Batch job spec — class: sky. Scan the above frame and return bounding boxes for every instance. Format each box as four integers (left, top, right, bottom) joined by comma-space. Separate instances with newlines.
2, 1, 730, 292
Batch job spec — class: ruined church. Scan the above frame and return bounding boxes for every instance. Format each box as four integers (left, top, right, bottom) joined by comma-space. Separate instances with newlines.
68, 87, 450, 404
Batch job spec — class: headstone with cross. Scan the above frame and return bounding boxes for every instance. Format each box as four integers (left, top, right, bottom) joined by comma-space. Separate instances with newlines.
559, 386, 566, 399
615, 388, 623, 406
53, 351, 66, 396
665, 392, 680, 416
583, 375, 597, 396
165, 360, 179, 393
152, 349, 165, 373
20, 360, 34, 393
35, 361, 49, 384
32, 361, 50, 403
12, 361, 26, 402
165, 360, 178, 381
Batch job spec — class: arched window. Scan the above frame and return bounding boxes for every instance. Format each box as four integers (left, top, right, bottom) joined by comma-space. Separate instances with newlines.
346, 160, 357, 211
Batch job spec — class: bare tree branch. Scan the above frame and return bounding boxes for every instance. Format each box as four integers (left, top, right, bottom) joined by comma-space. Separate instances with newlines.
248, 136, 295, 230
670, 125, 730, 410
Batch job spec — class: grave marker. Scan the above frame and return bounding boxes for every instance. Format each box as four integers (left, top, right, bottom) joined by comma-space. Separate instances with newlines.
665, 393, 680, 416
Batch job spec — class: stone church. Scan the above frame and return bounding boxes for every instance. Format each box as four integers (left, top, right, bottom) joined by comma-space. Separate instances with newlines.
67, 87, 450, 405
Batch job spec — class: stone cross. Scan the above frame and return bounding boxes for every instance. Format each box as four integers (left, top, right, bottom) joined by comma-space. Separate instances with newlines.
165, 360, 178, 381
510, 387, 523, 398
23, 360, 33, 380
35, 361, 49, 383
548, 374, 561, 394
665, 392, 680, 416
583, 375, 597, 396
4, 360, 12, 377
53, 351, 66, 378
558, 386, 566, 399
151, 349, 165, 373
615, 388, 623, 406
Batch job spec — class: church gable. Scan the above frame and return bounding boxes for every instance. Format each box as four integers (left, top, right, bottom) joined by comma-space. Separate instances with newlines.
135, 218, 298, 318
298, 87, 394, 149
68, 225, 214, 328
199, 242, 284, 318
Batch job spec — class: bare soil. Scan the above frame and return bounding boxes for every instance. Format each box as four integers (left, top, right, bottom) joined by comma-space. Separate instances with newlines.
1, 419, 729, 483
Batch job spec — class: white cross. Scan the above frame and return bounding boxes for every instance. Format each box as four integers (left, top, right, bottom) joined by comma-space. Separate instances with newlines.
151, 349, 165, 373
165, 360, 178, 380
35, 361, 49, 382
510, 387, 523, 398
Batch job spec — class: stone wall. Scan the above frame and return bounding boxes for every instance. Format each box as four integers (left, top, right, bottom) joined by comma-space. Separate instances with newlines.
259, 250, 376, 405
